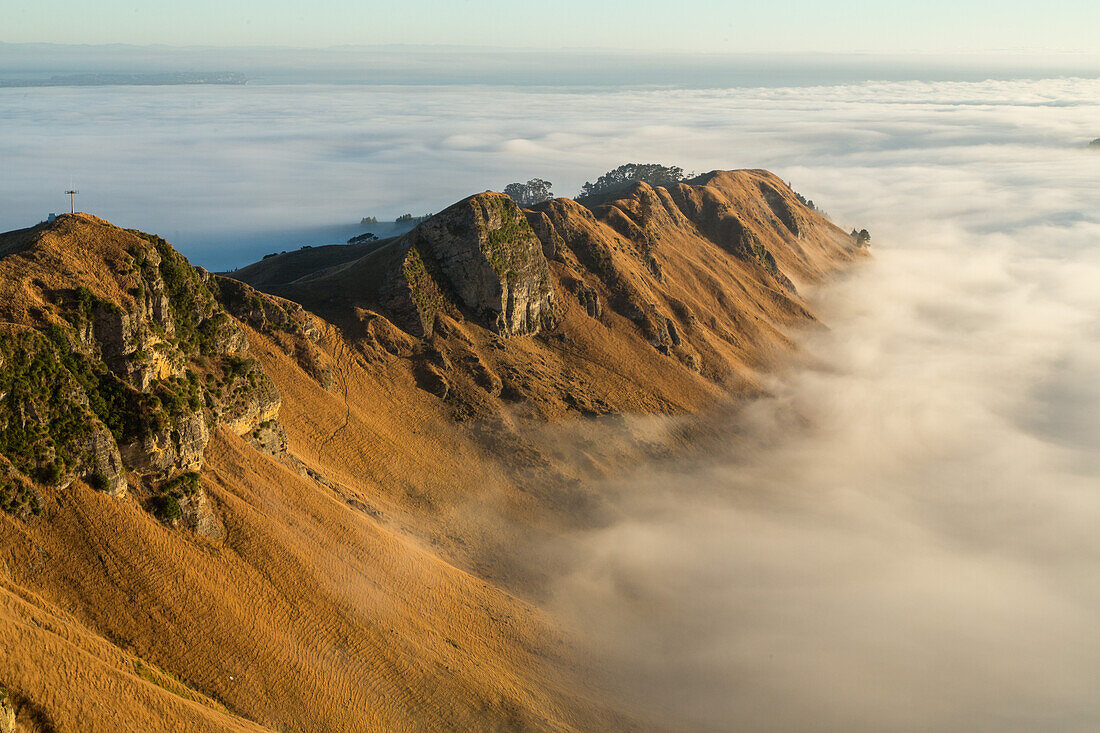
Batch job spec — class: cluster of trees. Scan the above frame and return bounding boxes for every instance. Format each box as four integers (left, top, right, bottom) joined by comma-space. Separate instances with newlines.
357, 214, 431, 228
503, 178, 554, 207
792, 189, 817, 211
851, 228, 871, 245
577, 163, 688, 202
503, 164, 689, 209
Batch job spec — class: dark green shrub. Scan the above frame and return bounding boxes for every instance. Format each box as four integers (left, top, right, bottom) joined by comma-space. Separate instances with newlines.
149, 494, 182, 522
86, 472, 110, 492
37, 462, 62, 485
161, 471, 200, 498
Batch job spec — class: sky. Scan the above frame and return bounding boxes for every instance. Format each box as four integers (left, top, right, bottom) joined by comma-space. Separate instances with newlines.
4, 0, 1100, 54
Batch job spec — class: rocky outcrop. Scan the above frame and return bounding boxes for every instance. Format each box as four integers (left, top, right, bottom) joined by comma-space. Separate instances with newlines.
567, 279, 602, 319
247, 419, 288, 456
203, 273, 335, 389
215, 362, 281, 436
118, 410, 207, 475
83, 423, 128, 497
381, 194, 557, 337
205, 272, 319, 340
0, 220, 291, 525
0, 688, 14, 733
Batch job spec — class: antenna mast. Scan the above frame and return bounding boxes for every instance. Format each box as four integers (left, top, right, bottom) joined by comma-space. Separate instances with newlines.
65, 187, 79, 214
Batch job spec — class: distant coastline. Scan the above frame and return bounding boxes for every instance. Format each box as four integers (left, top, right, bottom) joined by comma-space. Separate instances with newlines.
0, 71, 247, 87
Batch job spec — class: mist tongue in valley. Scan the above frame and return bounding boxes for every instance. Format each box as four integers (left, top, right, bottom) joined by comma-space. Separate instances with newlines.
547, 235, 1100, 731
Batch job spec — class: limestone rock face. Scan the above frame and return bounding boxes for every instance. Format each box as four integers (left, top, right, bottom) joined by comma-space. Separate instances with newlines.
390, 193, 557, 337
119, 410, 208, 477
179, 486, 222, 539
203, 272, 334, 388
247, 419, 288, 456
84, 423, 128, 497
217, 372, 281, 436
0, 690, 14, 733
205, 272, 319, 341
523, 210, 566, 262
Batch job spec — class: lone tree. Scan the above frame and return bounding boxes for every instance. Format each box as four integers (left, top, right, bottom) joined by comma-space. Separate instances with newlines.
576, 163, 687, 203
504, 178, 554, 208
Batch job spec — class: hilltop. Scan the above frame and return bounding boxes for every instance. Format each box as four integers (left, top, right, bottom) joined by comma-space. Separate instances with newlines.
0, 170, 863, 731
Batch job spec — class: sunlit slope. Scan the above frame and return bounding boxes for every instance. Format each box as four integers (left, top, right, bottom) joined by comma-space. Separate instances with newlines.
0, 170, 862, 731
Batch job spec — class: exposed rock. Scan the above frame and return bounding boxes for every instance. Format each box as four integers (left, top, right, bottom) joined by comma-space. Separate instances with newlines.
247, 419, 288, 456
524, 210, 567, 262
84, 423, 128, 497
0, 688, 13, 733
387, 194, 557, 337
216, 366, 281, 436
0, 220, 290, 525
204, 272, 337, 388
569, 280, 602, 319
179, 485, 222, 540
119, 409, 207, 477
204, 272, 319, 341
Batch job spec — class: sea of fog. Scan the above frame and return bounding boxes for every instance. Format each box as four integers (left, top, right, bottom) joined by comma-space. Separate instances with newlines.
0, 75, 1097, 270
3, 72, 1100, 729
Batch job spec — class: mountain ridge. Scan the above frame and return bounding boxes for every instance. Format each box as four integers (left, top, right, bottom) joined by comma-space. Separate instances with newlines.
0, 168, 864, 731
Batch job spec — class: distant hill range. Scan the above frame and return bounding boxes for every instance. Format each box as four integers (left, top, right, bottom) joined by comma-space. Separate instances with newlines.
0, 169, 866, 730
0, 71, 247, 87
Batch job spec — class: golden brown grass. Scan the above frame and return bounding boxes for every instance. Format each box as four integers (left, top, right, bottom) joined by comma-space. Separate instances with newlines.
0, 170, 861, 731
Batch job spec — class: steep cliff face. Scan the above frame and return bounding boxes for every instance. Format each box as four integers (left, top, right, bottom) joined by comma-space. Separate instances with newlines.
0, 216, 290, 526
293, 193, 557, 338
395, 193, 557, 337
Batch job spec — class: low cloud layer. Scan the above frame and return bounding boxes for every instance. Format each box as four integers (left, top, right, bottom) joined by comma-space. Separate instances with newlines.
1, 76, 1098, 268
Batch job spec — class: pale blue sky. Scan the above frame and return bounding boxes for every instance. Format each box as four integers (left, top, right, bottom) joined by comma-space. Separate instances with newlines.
3, 0, 1099, 53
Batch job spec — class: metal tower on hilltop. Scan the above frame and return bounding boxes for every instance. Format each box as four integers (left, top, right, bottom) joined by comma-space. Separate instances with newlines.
65, 186, 79, 214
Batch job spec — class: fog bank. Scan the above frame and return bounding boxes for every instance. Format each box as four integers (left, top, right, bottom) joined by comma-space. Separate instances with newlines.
542, 80, 1100, 731
2, 76, 1098, 269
